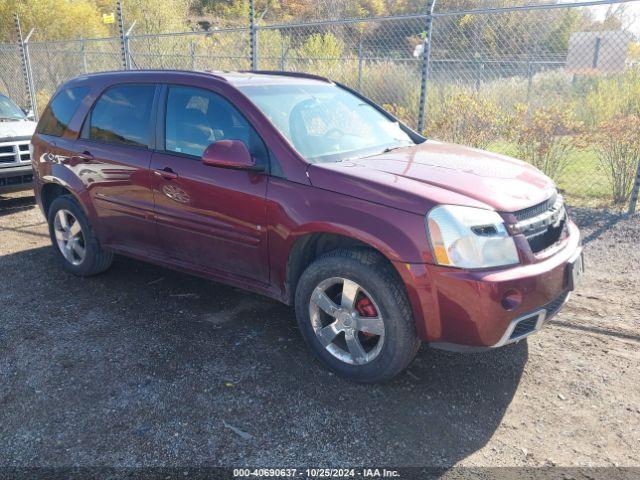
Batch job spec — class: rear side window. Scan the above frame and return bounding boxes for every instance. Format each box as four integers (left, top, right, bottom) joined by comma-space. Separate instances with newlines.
87, 84, 155, 148
37, 87, 90, 137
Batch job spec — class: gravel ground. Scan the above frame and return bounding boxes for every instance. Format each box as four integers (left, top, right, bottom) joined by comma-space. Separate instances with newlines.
0, 191, 639, 468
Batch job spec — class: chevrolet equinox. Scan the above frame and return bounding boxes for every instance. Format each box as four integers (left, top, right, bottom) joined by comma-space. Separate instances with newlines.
31, 70, 584, 383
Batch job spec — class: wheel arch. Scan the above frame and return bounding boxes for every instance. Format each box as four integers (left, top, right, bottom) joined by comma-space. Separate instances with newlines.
41, 183, 75, 217
284, 230, 405, 306
39, 174, 95, 220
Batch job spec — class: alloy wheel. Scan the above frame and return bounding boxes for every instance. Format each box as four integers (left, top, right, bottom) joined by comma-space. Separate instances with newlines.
309, 277, 385, 365
53, 209, 86, 266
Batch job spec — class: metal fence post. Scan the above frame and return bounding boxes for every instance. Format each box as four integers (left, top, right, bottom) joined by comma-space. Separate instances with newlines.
357, 39, 363, 91
81, 38, 88, 73
23, 33, 37, 119
249, 0, 258, 70
280, 35, 286, 70
117, 0, 130, 70
629, 162, 640, 215
15, 14, 37, 118
190, 40, 196, 71
526, 57, 533, 102
417, 0, 436, 133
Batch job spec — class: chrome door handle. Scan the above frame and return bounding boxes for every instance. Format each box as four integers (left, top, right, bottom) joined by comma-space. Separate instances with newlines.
73, 151, 94, 163
154, 167, 178, 180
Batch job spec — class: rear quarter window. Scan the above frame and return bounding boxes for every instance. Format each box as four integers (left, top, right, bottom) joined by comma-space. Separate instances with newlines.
86, 84, 155, 148
37, 87, 90, 137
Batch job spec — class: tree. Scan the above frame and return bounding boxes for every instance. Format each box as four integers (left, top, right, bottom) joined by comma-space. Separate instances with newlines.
0, 0, 108, 41
105, 0, 192, 34
198, 0, 385, 26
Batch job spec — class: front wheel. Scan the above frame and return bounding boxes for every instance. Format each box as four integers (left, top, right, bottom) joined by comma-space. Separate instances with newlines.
295, 249, 420, 383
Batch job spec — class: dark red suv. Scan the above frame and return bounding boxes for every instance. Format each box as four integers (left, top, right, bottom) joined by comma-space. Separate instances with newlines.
31, 70, 584, 382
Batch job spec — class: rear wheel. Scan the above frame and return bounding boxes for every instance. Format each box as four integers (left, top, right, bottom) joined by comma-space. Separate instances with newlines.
295, 249, 420, 383
47, 195, 113, 276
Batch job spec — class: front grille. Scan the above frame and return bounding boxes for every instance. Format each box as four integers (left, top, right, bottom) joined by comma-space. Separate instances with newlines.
526, 219, 566, 253
511, 192, 566, 254
0, 140, 31, 166
513, 191, 558, 222
0, 172, 33, 188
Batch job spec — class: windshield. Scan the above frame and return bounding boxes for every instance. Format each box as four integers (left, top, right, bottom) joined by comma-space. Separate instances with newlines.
238, 83, 414, 162
0, 95, 26, 121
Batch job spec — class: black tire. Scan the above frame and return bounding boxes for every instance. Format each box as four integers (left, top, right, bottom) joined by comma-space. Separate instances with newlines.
47, 195, 113, 276
295, 248, 420, 383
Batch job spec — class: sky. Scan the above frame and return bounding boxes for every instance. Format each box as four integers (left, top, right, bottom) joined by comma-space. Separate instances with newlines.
579, 0, 640, 34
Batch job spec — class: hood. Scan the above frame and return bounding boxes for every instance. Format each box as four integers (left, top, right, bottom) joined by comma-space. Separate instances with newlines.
0, 119, 37, 140
308, 140, 556, 215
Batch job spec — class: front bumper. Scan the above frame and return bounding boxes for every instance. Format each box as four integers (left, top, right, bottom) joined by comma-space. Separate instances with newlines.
0, 165, 33, 194
396, 220, 582, 349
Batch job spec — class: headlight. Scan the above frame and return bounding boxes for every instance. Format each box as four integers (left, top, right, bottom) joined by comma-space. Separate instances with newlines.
426, 205, 519, 269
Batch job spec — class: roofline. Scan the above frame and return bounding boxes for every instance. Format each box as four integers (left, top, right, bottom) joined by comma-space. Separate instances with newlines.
67, 69, 230, 83
67, 69, 332, 84
239, 70, 332, 83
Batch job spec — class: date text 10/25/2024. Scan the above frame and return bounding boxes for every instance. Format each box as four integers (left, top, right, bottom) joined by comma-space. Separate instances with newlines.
233, 468, 401, 478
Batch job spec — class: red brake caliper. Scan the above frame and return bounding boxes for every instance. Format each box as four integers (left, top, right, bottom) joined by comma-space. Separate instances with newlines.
356, 296, 378, 337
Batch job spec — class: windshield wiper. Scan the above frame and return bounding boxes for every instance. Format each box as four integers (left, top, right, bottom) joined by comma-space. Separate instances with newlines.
378, 142, 414, 155
347, 145, 405, 162
382, 146, 404, 153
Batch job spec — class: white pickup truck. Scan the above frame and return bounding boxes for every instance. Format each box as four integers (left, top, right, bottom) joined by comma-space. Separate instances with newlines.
0, 94, 36, 194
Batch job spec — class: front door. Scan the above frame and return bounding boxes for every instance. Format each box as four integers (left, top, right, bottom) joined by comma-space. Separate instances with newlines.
150, 85, 270, 283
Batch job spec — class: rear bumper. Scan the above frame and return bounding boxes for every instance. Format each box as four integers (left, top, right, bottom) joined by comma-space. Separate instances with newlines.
396, 220, 582, 348
0, 165, 33, 193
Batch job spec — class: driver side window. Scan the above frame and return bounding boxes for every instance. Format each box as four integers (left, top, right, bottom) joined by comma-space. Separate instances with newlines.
165, 86, 266, 164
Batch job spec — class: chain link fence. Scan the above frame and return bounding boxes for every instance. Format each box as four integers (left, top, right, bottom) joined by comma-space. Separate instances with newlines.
1, 0, 639, 211
0, 43, 29, 108
27, 37, 123, 112
128, 27, 251, 71
426, 5, 639, 209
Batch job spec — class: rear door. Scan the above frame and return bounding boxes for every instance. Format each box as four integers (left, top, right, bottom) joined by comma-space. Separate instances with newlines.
73, 83, 161, 256
150, 84, 270, 283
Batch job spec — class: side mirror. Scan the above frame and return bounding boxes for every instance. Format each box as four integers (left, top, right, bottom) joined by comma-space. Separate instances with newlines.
26, 109, 35, 121
202, 140, 258, 170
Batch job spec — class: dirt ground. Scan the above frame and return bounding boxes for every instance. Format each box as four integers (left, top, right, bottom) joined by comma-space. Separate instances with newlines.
0, 190, 639, 468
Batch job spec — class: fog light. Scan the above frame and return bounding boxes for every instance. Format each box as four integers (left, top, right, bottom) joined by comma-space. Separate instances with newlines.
501, 289, 522, 311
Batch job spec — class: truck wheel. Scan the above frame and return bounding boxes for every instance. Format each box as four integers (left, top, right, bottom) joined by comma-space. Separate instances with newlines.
295, 248, 420, 383
47, 195, 113, 276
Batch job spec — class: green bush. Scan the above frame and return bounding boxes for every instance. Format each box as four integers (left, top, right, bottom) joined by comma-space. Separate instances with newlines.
578, 67, 640, 128
507, 103, 582, 180
425, 91, 505, 148
593, 114, 640, 204
296, 33, 345, 64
